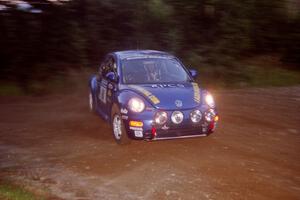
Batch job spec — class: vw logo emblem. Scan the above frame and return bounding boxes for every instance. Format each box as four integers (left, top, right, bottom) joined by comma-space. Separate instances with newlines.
175, 100, 183, 108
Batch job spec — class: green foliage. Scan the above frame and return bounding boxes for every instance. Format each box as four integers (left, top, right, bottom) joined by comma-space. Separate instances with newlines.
0, 183, 43, 200
0, 0, 299, 93
190, 56, 300, 89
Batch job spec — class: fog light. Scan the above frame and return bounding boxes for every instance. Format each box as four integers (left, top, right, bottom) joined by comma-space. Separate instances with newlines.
205, 109, 216, 122
171, 111, 184, 124
154, 111, 168, 125
190, 109, 202, 123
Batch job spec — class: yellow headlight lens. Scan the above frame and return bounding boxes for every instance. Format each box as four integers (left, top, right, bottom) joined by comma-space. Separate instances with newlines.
129, 121, 143, 127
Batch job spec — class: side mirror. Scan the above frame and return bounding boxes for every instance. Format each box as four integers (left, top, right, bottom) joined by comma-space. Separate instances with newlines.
106, 72, 118, 82
189, 69, 198, 79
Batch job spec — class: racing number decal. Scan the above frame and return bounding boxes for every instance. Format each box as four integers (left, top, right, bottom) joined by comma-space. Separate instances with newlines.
99, 86, 107, 103
99, 79, 108, 104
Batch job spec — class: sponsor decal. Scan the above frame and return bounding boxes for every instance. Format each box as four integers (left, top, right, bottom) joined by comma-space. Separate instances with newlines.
120, 108, 128, 114
151, 84, 185, 88
125, 55, 171, 60
129, 127, 143, 131
191, 82, 201, 103
129, 85, 160, 104
134, 130, 143, 137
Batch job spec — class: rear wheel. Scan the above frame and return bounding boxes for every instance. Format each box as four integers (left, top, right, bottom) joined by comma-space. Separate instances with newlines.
111, 106, 130, 144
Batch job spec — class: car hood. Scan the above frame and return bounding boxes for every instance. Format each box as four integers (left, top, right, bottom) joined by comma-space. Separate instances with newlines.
124, 83, 202, 110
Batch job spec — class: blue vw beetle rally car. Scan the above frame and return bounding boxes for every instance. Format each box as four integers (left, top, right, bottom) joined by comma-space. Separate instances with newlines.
89, 50, 219, 144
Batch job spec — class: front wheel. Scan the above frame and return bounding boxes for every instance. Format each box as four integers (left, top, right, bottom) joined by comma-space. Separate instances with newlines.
111, 107, 130, 144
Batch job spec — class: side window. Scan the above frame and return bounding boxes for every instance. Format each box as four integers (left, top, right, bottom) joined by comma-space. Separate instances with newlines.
109, 58, 117, 74
98, 56, 116, 77
98, 59, 107, 78
98, 56, 118, 83
105, 57, 117, 81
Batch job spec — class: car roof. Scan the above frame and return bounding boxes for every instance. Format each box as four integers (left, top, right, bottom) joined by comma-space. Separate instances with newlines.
113, 50, 175, 60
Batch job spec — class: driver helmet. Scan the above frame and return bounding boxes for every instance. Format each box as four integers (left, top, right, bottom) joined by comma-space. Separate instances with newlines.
144, 61, 159, 81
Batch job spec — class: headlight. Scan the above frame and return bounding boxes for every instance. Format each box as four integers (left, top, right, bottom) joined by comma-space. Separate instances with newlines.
171, 111, 184, 124
190, 109, 202, 123
205, 93, 215, 108
128, 98, 145, 113
154, 111, 168, 125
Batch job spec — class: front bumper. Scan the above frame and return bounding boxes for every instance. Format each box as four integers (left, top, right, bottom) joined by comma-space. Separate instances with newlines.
122, 106, 218, 140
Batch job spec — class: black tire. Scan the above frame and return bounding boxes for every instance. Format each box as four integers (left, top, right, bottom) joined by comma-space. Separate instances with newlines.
111, 105, 131, 145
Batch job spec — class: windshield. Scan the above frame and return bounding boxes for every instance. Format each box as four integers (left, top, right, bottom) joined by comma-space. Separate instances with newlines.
121, 58, 191, 84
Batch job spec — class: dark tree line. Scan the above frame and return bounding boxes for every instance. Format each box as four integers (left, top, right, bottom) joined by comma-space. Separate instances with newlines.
0, 0, 299, 90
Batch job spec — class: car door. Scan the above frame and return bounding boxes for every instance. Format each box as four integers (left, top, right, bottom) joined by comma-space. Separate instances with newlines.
97, 56, 118, 119
105, 58, 118, 116
96, 57, 110, 119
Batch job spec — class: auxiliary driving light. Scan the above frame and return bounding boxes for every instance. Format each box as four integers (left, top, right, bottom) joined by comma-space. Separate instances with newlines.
205, 109, 216, 122
190, 109, 202, 123
154, 111, 168, 125
171, 111, 184, 124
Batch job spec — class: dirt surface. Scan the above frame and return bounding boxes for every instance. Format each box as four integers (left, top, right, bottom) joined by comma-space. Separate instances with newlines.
0, 86, 300, 200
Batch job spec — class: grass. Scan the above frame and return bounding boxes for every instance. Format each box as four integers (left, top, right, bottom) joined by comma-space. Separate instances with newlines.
0, 183, 43, 200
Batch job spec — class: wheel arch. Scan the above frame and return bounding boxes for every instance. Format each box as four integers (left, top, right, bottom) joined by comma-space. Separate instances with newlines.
89, 75, 98, 93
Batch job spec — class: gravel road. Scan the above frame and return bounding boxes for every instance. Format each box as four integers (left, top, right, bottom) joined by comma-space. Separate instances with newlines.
0, 86, 299, 200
